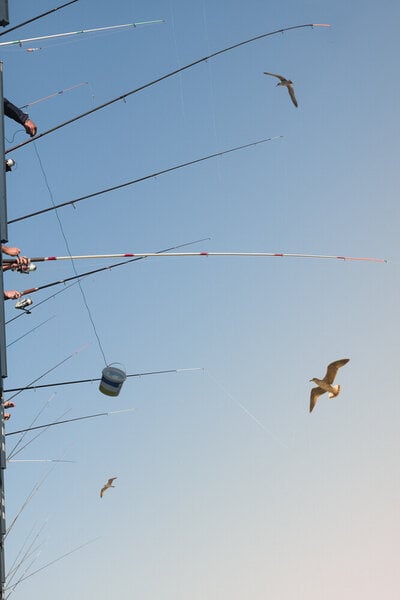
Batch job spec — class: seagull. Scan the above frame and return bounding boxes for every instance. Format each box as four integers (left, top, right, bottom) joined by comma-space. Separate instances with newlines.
263, 72, 298, 107
309, 359, 350, 413
100, 477, 117, 498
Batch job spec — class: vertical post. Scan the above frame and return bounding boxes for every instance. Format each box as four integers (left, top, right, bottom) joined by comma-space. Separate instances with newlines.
0, 60, 8, 600
0, 1, 8, 27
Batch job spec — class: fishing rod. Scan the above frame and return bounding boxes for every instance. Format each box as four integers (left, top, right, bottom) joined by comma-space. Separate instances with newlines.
5, 23, 329, 154
4, 537, 100, 592
6, 345, 88, 401
5, 367, 202, 393
6, 249, 388, 303
8, 459, 75, 463
0, 19, 164, 48
6, 316, 56, 348
6, 238, 209, 320
20, 82, 89, 109
5, 247, 386, 312
8, 408, 71, 461
7, 394, 58, 460
4, 251, 387, 265
8, 137, 279, 223
0, 0, 78, 38
6, 407, 137, 437
7, 238, 210, 304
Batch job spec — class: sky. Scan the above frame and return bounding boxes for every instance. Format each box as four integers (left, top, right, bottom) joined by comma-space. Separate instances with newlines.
1, 0, 400, 598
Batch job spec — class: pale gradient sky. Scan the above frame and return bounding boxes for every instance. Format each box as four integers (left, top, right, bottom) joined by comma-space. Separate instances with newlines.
2, 0, 400, 598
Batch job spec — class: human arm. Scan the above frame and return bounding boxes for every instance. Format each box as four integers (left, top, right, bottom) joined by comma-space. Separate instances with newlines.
3, 98, 37, 136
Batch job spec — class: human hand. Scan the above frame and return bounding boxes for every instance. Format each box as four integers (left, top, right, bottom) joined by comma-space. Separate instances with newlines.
2, 246, 21, 257
4, 290, 21, 300
10, 256, 30, 271
24, 119, 37, 137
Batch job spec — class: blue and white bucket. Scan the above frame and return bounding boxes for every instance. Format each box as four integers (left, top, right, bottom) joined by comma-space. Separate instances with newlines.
99, 364, 127, 397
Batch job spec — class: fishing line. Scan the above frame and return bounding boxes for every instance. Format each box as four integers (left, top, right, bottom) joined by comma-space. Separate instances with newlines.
8, 138, 279, 223
33, 142, 108, 365
206, 369, 288, 449
5, 23, 329, 154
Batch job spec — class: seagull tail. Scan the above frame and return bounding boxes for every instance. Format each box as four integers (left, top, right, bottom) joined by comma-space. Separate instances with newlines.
328, 385, 340, 398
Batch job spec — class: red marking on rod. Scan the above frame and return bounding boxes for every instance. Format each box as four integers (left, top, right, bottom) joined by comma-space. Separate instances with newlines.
124, 254, 134, 257
47, 256, 57, 260
274, 253, 284, 257
200, 252, 209, 256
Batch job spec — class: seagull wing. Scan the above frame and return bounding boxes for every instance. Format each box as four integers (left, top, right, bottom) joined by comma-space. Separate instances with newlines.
263, 72, 287, 82
324, 359, 350, 384
107, 477, 117, 486
287, 84, 298, 107
100, 485, 106, 498
310, 387, 326, 412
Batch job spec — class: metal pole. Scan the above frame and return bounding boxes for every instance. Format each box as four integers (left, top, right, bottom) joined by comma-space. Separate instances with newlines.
0, 59, 8, 600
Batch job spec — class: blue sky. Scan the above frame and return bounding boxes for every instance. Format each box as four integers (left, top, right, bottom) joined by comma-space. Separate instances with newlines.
2, 0, 400, 598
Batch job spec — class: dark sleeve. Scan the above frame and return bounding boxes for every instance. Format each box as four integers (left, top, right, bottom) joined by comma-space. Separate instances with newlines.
3, 98, 29, 125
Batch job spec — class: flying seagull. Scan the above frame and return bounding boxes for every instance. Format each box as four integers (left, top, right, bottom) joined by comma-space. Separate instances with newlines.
100, 477, 117, 498
263, 72, 298, 107
309, 359, 350, 413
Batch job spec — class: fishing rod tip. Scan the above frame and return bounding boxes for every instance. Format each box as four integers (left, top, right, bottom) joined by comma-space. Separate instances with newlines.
312, 23, 331, 27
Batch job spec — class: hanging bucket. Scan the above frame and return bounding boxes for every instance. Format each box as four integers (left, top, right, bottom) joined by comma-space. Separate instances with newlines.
99, 364, 127, 397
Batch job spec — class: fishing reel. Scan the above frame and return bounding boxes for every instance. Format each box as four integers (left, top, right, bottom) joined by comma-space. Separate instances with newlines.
5, 158, 15, 172
19, 263, 37, 274
15, 298, 33, 313
8, 262, 36, 274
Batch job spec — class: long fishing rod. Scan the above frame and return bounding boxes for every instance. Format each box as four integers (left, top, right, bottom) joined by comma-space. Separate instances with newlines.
0, 19, 164, 48
4, 251, 387, 264
6, 407, 136, 437
6, 247, 387, 308
5, 23, 329, 154
8, 137, 279, 223
7, 238, 210, 302
5, 367, 202, 393
6, 238, 209, 326
7, 249, 387, 302
20, 82, 89, 109
0, 0, 78, 38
